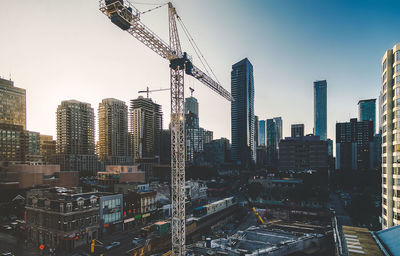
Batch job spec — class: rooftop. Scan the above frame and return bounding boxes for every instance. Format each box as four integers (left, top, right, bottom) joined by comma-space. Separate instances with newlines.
342, 226, 383, 256
375, 224, 400, 256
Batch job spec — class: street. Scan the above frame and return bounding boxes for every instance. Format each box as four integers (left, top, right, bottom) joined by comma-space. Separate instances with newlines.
330, 192, 353, 226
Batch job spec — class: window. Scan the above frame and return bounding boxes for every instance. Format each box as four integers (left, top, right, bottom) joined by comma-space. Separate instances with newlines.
383, 72, 387, 83
396, 76, 400, 85
396, 87, 400, 96
396, 64, 400, 74
383, 104, 387, 112
383, 59, 387, 71
383, 82, 387, 92
396, 50, 400, 62
383, 93, 387, 102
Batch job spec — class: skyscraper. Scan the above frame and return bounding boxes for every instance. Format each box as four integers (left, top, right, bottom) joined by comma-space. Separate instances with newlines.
231, 58, 255, 167
258, 120, 266, 146
266, 118, 280, 170
0, 77, 26, 129
273, 117, 283, 147
55, 100, 97, 174
185, 96, 203, 164
291, 124, 304, 138
358, 99, 376, 134
254, 116, 259, 147
98, 98, 131, 165
381, 43, 400, 229
314, 80, 327, 140
130, 96, 162, 163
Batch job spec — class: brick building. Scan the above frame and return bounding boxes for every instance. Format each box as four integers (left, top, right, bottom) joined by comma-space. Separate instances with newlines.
25, 187, 103, 251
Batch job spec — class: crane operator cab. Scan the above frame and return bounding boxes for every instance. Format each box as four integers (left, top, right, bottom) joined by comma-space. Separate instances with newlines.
169, 52, 193, 75
105, 0, 135, 30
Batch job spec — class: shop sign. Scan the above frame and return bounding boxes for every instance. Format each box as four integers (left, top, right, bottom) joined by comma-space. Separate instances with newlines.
124, 217, 135, 223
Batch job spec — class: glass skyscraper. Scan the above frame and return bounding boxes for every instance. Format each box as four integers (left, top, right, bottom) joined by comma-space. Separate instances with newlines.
314, 80, 327, 140
231, 58, 255, 167
258, 120, 266, 146
358, 99, 376, 134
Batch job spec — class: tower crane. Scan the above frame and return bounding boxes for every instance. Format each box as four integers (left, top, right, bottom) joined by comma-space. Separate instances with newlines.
138, 86, 170, 98
99, 1, 233, 255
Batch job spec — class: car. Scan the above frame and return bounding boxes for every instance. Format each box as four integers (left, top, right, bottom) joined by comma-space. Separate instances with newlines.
1, 252, 15, 256
2, 225, 12, 231
132, 237, 144, 246
105, 241, 120, 251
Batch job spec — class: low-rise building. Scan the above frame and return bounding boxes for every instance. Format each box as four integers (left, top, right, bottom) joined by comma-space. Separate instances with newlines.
25, 187, 102, 251
123, 190, 157, 230
97, 165, 145, 190
279, 135, 329, 172
0, 164, 78, 189
99, 194, 123, 235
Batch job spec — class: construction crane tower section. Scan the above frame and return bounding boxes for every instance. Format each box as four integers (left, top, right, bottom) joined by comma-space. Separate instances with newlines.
99, 1, 233, 255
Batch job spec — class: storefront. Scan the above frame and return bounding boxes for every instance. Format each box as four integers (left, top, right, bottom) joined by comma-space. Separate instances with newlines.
99, 194, 123, 234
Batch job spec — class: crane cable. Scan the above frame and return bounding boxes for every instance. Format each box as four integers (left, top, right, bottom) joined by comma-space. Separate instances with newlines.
177, 18, 211, 80
139, 3, 168, 15
176, 16, 221, 85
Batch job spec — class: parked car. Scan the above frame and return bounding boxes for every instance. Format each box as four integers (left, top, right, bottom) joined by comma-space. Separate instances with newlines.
105, 241, 120, 251
132, 237, 144, 246
2, 225, 12, 231
1, 252, 15, 256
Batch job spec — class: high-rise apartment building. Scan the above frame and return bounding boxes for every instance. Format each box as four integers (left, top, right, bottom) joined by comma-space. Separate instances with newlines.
231, 58, 255, 167
129, 96, 162, 163
336, 118, 375, 171
381, 43, 400, 229
258, 120, 266, 146
358, 99, 376, 134
0, 78, 26, 129
314, 80, 327, 141
291, 124, 304, 138
98, 98, 131, 165
39, 135, 56, 164
55, 100, 97, 174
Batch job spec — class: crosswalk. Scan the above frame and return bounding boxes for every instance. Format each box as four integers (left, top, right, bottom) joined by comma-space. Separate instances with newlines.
345, 234, 365, 255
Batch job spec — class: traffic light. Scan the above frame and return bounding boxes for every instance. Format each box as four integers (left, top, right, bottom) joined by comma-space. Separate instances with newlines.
91, 239, 95, 253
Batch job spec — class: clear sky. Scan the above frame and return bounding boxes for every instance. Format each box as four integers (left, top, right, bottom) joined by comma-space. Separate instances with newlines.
0, 0, 399, 143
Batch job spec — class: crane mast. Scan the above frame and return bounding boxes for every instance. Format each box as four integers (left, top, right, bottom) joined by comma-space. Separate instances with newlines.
99, 1, 233, 254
